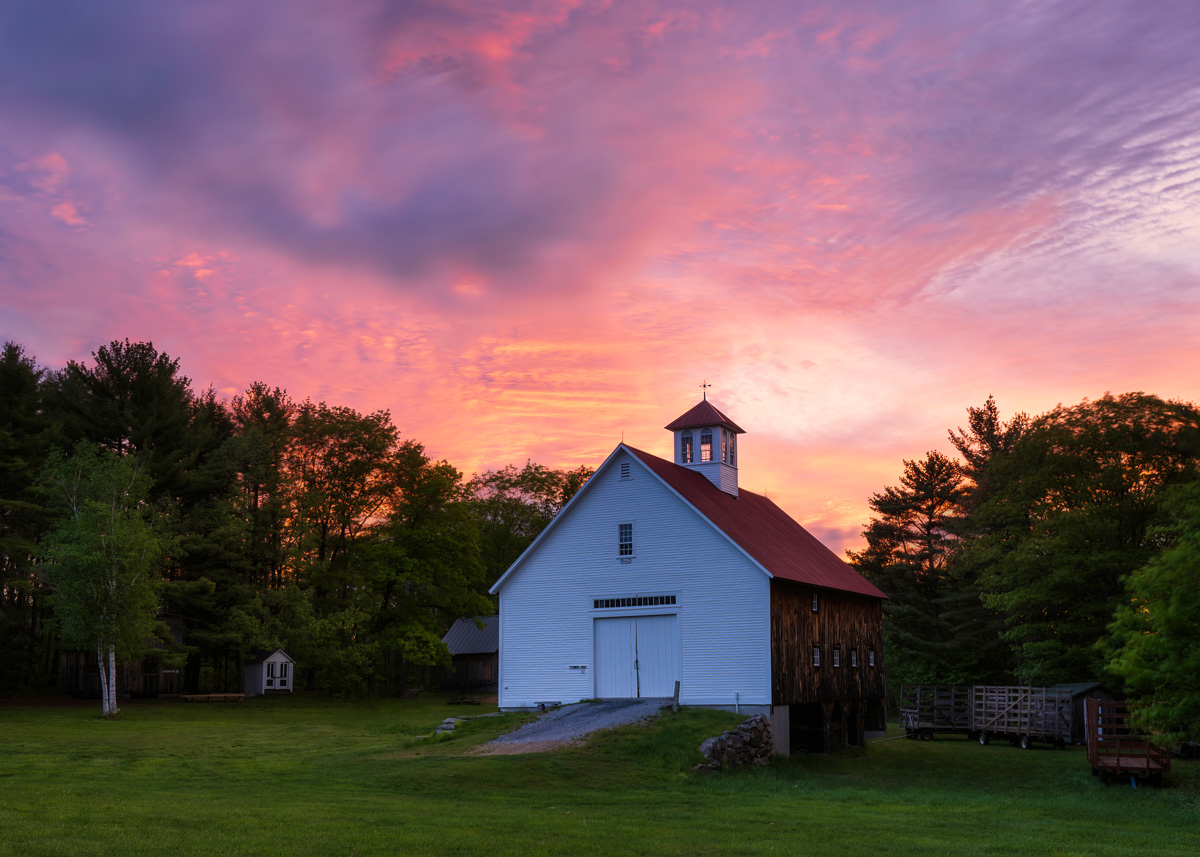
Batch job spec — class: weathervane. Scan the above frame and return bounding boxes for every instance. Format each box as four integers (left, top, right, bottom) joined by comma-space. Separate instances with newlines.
700, 380, 711, 401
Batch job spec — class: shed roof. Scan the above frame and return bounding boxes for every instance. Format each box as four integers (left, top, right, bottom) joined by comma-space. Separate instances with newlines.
442, 616, 499, 655
246, 648, 293, 665
627, 446, 884, 598
664, 399, 745, 433
1053, 682, 1115, 698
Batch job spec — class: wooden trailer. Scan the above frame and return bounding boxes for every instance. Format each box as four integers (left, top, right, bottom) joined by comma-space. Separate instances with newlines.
900, 685, 973, 740
901, 684, 1073, 748
973, 685, 1072, 749
1086, 698, 1170, 786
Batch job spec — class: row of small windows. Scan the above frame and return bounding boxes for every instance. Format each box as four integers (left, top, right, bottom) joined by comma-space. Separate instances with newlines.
680, 428, 736, 465
593, 595, 677, 609
812, 646, 876, 669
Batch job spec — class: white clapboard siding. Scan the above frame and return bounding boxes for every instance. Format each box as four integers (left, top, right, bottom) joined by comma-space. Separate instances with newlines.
496, 447, 770, 710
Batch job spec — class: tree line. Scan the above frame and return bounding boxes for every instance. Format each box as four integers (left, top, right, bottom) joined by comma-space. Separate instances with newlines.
0, 339, 591, 706
850, 393, 1200, 741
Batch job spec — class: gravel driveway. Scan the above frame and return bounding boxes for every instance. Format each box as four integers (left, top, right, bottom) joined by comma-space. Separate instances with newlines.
478, 699, 667, 753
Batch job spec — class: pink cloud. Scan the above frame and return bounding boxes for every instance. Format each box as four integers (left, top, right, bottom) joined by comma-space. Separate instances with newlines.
2, 0, 1198, 555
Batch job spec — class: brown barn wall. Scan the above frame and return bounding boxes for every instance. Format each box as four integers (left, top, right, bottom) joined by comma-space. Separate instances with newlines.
770, 580, 885, 706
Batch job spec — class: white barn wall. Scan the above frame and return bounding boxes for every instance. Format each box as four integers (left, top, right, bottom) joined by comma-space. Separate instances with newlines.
497, 448, 771, 710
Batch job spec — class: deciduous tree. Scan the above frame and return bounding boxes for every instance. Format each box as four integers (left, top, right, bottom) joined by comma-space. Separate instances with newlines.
971, 393, 1200, 684
38, 444, 172, 716
1105, 480, 1200, 741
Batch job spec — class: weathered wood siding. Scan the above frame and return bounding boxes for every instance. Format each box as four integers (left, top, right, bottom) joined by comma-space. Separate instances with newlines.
770, 579, 885, 706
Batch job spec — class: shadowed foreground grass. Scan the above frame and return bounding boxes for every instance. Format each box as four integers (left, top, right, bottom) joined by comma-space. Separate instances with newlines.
2, 695, 1197, 856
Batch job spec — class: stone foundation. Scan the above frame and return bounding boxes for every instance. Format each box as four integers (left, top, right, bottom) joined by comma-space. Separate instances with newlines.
695, 713, 773, 770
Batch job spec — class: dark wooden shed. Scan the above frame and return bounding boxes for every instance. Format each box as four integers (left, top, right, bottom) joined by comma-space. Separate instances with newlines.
1054, 682, 1117, 744
441, 616, 499, 693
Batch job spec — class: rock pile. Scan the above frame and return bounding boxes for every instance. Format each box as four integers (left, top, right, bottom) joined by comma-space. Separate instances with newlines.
695, 713, 773, 770
433, 711, 503, 735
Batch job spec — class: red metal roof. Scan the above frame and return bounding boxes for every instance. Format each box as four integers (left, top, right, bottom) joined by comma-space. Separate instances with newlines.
627, 446, 885, 599
664, 399, 746, 433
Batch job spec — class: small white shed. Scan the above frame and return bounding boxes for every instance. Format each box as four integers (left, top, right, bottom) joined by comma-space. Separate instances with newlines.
244, 649, 295, 695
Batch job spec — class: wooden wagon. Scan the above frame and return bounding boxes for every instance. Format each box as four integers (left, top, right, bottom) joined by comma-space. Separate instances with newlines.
1086, 698, 1170, 786
900, 684, 1072, 748
973, 685, 1072, 749
900, 685, 973, 740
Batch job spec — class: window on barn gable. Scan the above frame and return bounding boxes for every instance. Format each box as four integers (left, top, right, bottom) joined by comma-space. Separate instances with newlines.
811, 592, 819, 612
700, 430, 712, 462
812, 646, 821, 668
850, 649, 858, 668
868, 649, 876, 668
833, 647, 841, 668
618, 522, 634, 557
681, 431, 694, 463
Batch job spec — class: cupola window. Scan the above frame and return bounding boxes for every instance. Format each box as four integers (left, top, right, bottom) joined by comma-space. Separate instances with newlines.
681, 431, 693, 464
700, 430, 713, 462
721, 429, 728, 463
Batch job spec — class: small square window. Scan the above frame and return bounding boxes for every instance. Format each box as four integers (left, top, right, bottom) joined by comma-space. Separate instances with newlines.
833, 647, 841, 668
618, 522, 634, 557
811, 593, 819, 612
812, 646, 821, 668
850, 649, 858, 668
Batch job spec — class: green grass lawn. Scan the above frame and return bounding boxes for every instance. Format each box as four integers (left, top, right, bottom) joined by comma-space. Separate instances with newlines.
2, 695, 1196, 856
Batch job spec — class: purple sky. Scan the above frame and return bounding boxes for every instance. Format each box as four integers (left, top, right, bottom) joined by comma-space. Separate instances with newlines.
2, 0, 1198, 551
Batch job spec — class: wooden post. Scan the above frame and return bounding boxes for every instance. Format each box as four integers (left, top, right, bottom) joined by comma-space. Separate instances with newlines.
673, 680, 680, 712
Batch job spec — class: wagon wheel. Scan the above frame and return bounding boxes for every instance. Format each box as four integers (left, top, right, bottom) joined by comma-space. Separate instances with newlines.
978, 732, 989, 746
920, 729, 933, 741
1019, 734, 1032, 750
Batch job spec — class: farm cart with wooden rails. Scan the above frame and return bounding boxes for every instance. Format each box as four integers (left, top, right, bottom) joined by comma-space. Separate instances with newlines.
1086, 698, 1170, 786
900, 685, 973, 741
973, 685, 1072, 749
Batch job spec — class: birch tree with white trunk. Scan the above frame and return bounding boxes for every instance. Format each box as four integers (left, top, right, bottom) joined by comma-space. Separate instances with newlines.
39, 443, 169, 717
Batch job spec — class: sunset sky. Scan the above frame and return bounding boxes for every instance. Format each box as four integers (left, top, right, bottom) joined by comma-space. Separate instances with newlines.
2, 1, 1198, 553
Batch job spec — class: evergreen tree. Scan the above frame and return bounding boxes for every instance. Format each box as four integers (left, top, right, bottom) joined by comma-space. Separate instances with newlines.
849, 452, 987, 690
0, 343, 55, 693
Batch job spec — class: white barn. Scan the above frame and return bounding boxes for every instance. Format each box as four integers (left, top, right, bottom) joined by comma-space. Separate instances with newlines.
244, 649, 295, 695
490, 399, 888, 751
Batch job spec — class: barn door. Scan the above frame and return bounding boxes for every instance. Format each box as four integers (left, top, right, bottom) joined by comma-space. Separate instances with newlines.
594, 615, 678, 698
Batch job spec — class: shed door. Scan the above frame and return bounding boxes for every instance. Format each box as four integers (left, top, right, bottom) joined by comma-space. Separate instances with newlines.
594, 614, 678, 698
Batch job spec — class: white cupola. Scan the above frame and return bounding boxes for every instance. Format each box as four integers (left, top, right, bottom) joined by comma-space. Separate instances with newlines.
664, 397, 745, 497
